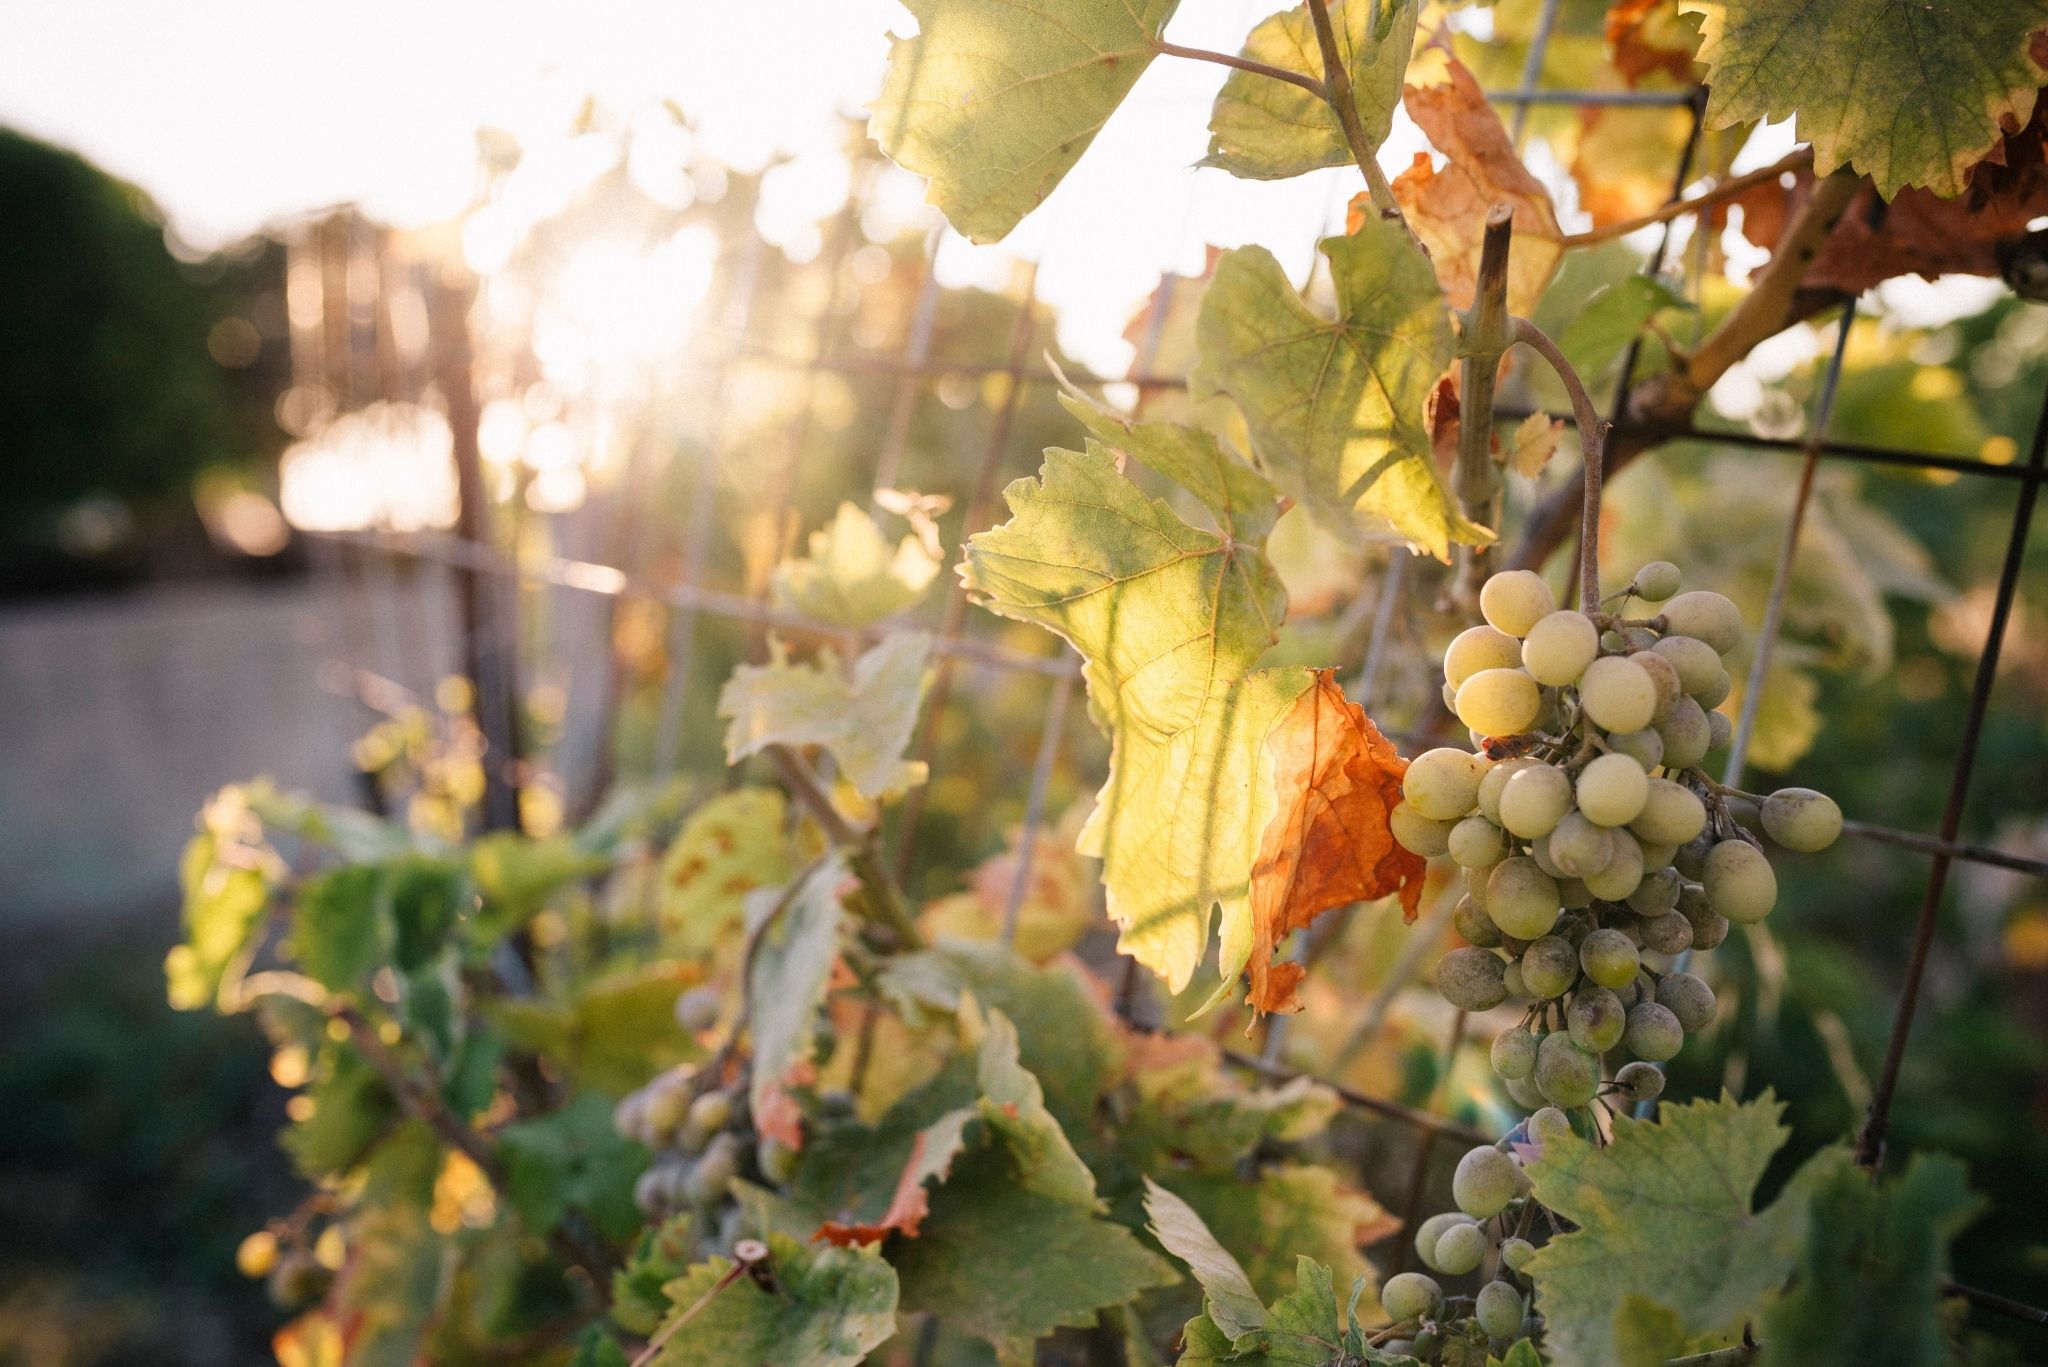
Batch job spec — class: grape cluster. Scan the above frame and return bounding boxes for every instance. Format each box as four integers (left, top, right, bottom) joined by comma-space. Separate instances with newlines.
1391, 563, 1843, 1112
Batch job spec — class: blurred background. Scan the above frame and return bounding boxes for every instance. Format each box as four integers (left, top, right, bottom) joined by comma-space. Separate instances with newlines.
2, 1, 2044, 1362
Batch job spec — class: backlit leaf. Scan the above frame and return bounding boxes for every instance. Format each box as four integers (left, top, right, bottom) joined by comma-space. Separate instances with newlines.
747, 856, 850, 1143
772, 502, 942, 628
658, 788, 796, 954
718, 633, 933, 800
648, 1233, 897, 1367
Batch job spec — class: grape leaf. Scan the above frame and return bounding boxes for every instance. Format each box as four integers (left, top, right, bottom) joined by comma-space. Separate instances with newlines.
1759, 1153, 1983, 1367
498, 1094, 647, 1242
489, 961, 700, 1096
1247, 670, 1424, 1015
1159, 1165, 1397, 1313
1607, 0, 1703, 87
1193, 217, 1479, 560
1057, 389, 1280, 543
1525, 1092, 1844, 1367
718, 632, 933, 800
293, 865, 387, 992
167, 802, 276, 1010
917, 804, 1097, 963
330, 1205, 446, 1367
649, 1233, 897, 1367
469, 832, 609, 937
1120, 1047, 1342, 1173
1391, 56, 1565, 319
658, 788, 795, 954
612, 1213, 697, 1336
1681, 0, 2048, 198
1202, 0, 1420, 180
1557, 275, 1690, 383
871, 0, 1181, 244
746, 856, 850, 1144
1173, 1256, 1361, 1366
280, 1042, 396, 1177
963, 440, 1313, 995
772, 502, 941, 628
1143, 1179, 1267, 1339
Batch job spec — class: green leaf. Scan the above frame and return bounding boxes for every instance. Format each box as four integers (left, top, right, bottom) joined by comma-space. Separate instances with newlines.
1525, 1092, 1842, 1367
1557, 275, 1690, 383
1143, 1179, 1267, 1340
962, 443, 1314, 994
1492, 1343, 1543, 1367
281, 1042, 396, 1177
489, 962, 699, 1096
772, 502, 942, 627
1174, 1256, 1357, 1365
719, 633, 933, 801
293, 864, 386, 992
333, 1205, 447, 1367
1121, 1057, 1342, 1172
1192, 221, 1480, 560
1160, 1165, 1392, 1314
1056, 388, 1281, 542
649, 1233, 897, 1367
499, 1093, 648, 1242
1203, 0, 1419, 180
1681, 0, 2048, 198
747, 856, 849, 1129
1759, 1153, 1983, 1367
471, 833, 609, 937
572, 1327, 632, 1367
167, 827, 272, 1010
658, 787, 796, 954
871, 0, 1182, 243
614, 1214, 699, 1337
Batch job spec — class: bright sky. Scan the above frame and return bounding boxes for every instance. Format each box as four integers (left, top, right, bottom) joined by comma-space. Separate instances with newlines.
0, 0, 1420, 373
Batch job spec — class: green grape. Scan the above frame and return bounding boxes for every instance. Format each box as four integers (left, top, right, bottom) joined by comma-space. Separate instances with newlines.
1639, 912, 1694, 955
1608, 726, 1664, 768
1632, 779, 1707, 846
1660, 590, 1744, 655
1500, 959, 1529, 1000
1392, 801, 1456, 858
1576, 752, 1650, 826
1475, 1281, 1527, 1339
1613, 1060, 1666, 1103
679, 1090, 734, 1151
1410, 1327, 1442, 1357
1627, 866, 1682, 913
1486, 857, 1562, 939
1625, 1001, 1684, 1062
1656, 971, 1718, 1032
1445, 624, 1522, 688
1494, 1026, 1541, 1080
1674, 834, 1714, 880
1651, 635, 1723, 695
1521, 609, 1599, 685
1454, 894, 1503, 948
1579, 928, 1640, 989
1762, 787, 1843, 851
1503, 1071, 1547, 1110
1583, 830, 1646, 901
1559, 876, 1595, 909
757, 1135, 800, 1184
1453, 1146, 1520, 1219
1578, 655, 1658, 733
1631, 647, 1682, 714
688, 1134, 742, 1206
1456, 668, 1542, 737
1437, 947, 1509, 1010
1655, 696, 1712, 769
1567, 984, 1626, 1052
1637, 837, 1678, 873
1703, 838, 1776, 922
1694, 668, 1733, 710
1498, 764, 1573, 839
1434, 1220, 1488, 1275
1414, 1212, 1467, 1271
1481, 569, 1558, 637
1499, 1237, 1537, 1273
1690, 912, 1730, 950
1536, 1031, 1601, 1106
1522, 935, 1578, 998
1477, 755, 1538, 823
1705, 708, 1734, 751
674, 986, 722, 1033
1449, 815, 1512, 869
1527, 1106, 1573, 1145
1406, 747, 1488, 820
1382, 1270, 1445, 1322
1620, 625, 1659, 651
1529, 833, 1565, 879
1545, 812, 1613, 879
1634, 560, 1682, 602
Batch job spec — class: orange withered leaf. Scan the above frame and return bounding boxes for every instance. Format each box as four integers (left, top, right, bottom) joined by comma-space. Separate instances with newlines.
1605, 0, 1703, 88
1246, 671, 1426, 1016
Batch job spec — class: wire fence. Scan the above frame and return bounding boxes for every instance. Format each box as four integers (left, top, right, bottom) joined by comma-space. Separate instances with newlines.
278, 6, 2046, 1329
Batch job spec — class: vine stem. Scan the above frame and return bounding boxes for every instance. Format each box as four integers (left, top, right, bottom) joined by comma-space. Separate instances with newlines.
1155, 40, 1327, 100
1560, 147, 1813, 247
1306, 0, 1404, 220
1509, 316, 1610, 609
1452, 205, 1517, 608
628, 1240, 768, 1367
766, 744, 923, 950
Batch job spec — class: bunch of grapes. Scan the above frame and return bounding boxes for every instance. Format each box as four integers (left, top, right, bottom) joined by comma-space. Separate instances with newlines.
1390, 563, 1843, 1114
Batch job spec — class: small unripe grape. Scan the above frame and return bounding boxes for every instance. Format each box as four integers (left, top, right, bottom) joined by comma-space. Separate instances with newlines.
1454, 894, 1503, 948
1762, 788, 1842, 852
1481, 569, 1558, 637
1504, 1071, 1547, 1110
1492, 1026, 1538, 1079
1577, 752, 1650, 826
1500, 1237, 1536, 1273
1475, 1280, 1526, 1339
1624, 1001, 1684, 1062
1674, 834, 1714, 881
1579, 928, 1640, 990
1433, 1220, 1488, 1274
1500, 957, 1529, 999
1705, 708, 1734, 752
1522, 610, 1600, 685
1583, 830, 1645, 901
1627, 866, 1681, 913
1640, 912, 1694, 955
643, 1086, 689, 1143
1690, 912, 1730, 950
1449, 815, 1512, 869
674, 985, 722, 1033
1445, 624, 1522, 688
1634, 561, 1682, 602
1655, 697, 1711, 769
1548, 812, 1616, 879
1522, 935, 1578, 998
1632, 649, 1683, 719
1694, 668, 1733, 710
1499, 764, 1573, 839
1437, 947, 1509, 1011
1457, 668, 1542, 737
1406, 747, 1488, 820
1486, 857, 1562, 939
1657, 971, 1718, 1032
1414, 1212, 1467, 1271
1476, 756, 1537, 823
1638, 838, 1678, 873
1608, 727, 1664, 768
1383, 1270, 1445, 1322
1578, 655, 1658, 734
1536, 1031, 1600, 1107
1527, 1106, 1573, 1146
688, 1134, 742, 1205
1392, 801, 1456, 858
1631, 779, 1706, 846
1651, 635, 1722, 694
1453, 1146, 1520, 1219
1660, 590, 1744, 655
1614, 1060, 1666, 1103
1567, 984, 1626, 1053
1703, 839, 1776, 922
1529, 833, 1565, 878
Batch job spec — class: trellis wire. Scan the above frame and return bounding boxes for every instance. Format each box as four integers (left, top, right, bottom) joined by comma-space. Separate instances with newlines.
285, 17, 2048, 1329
